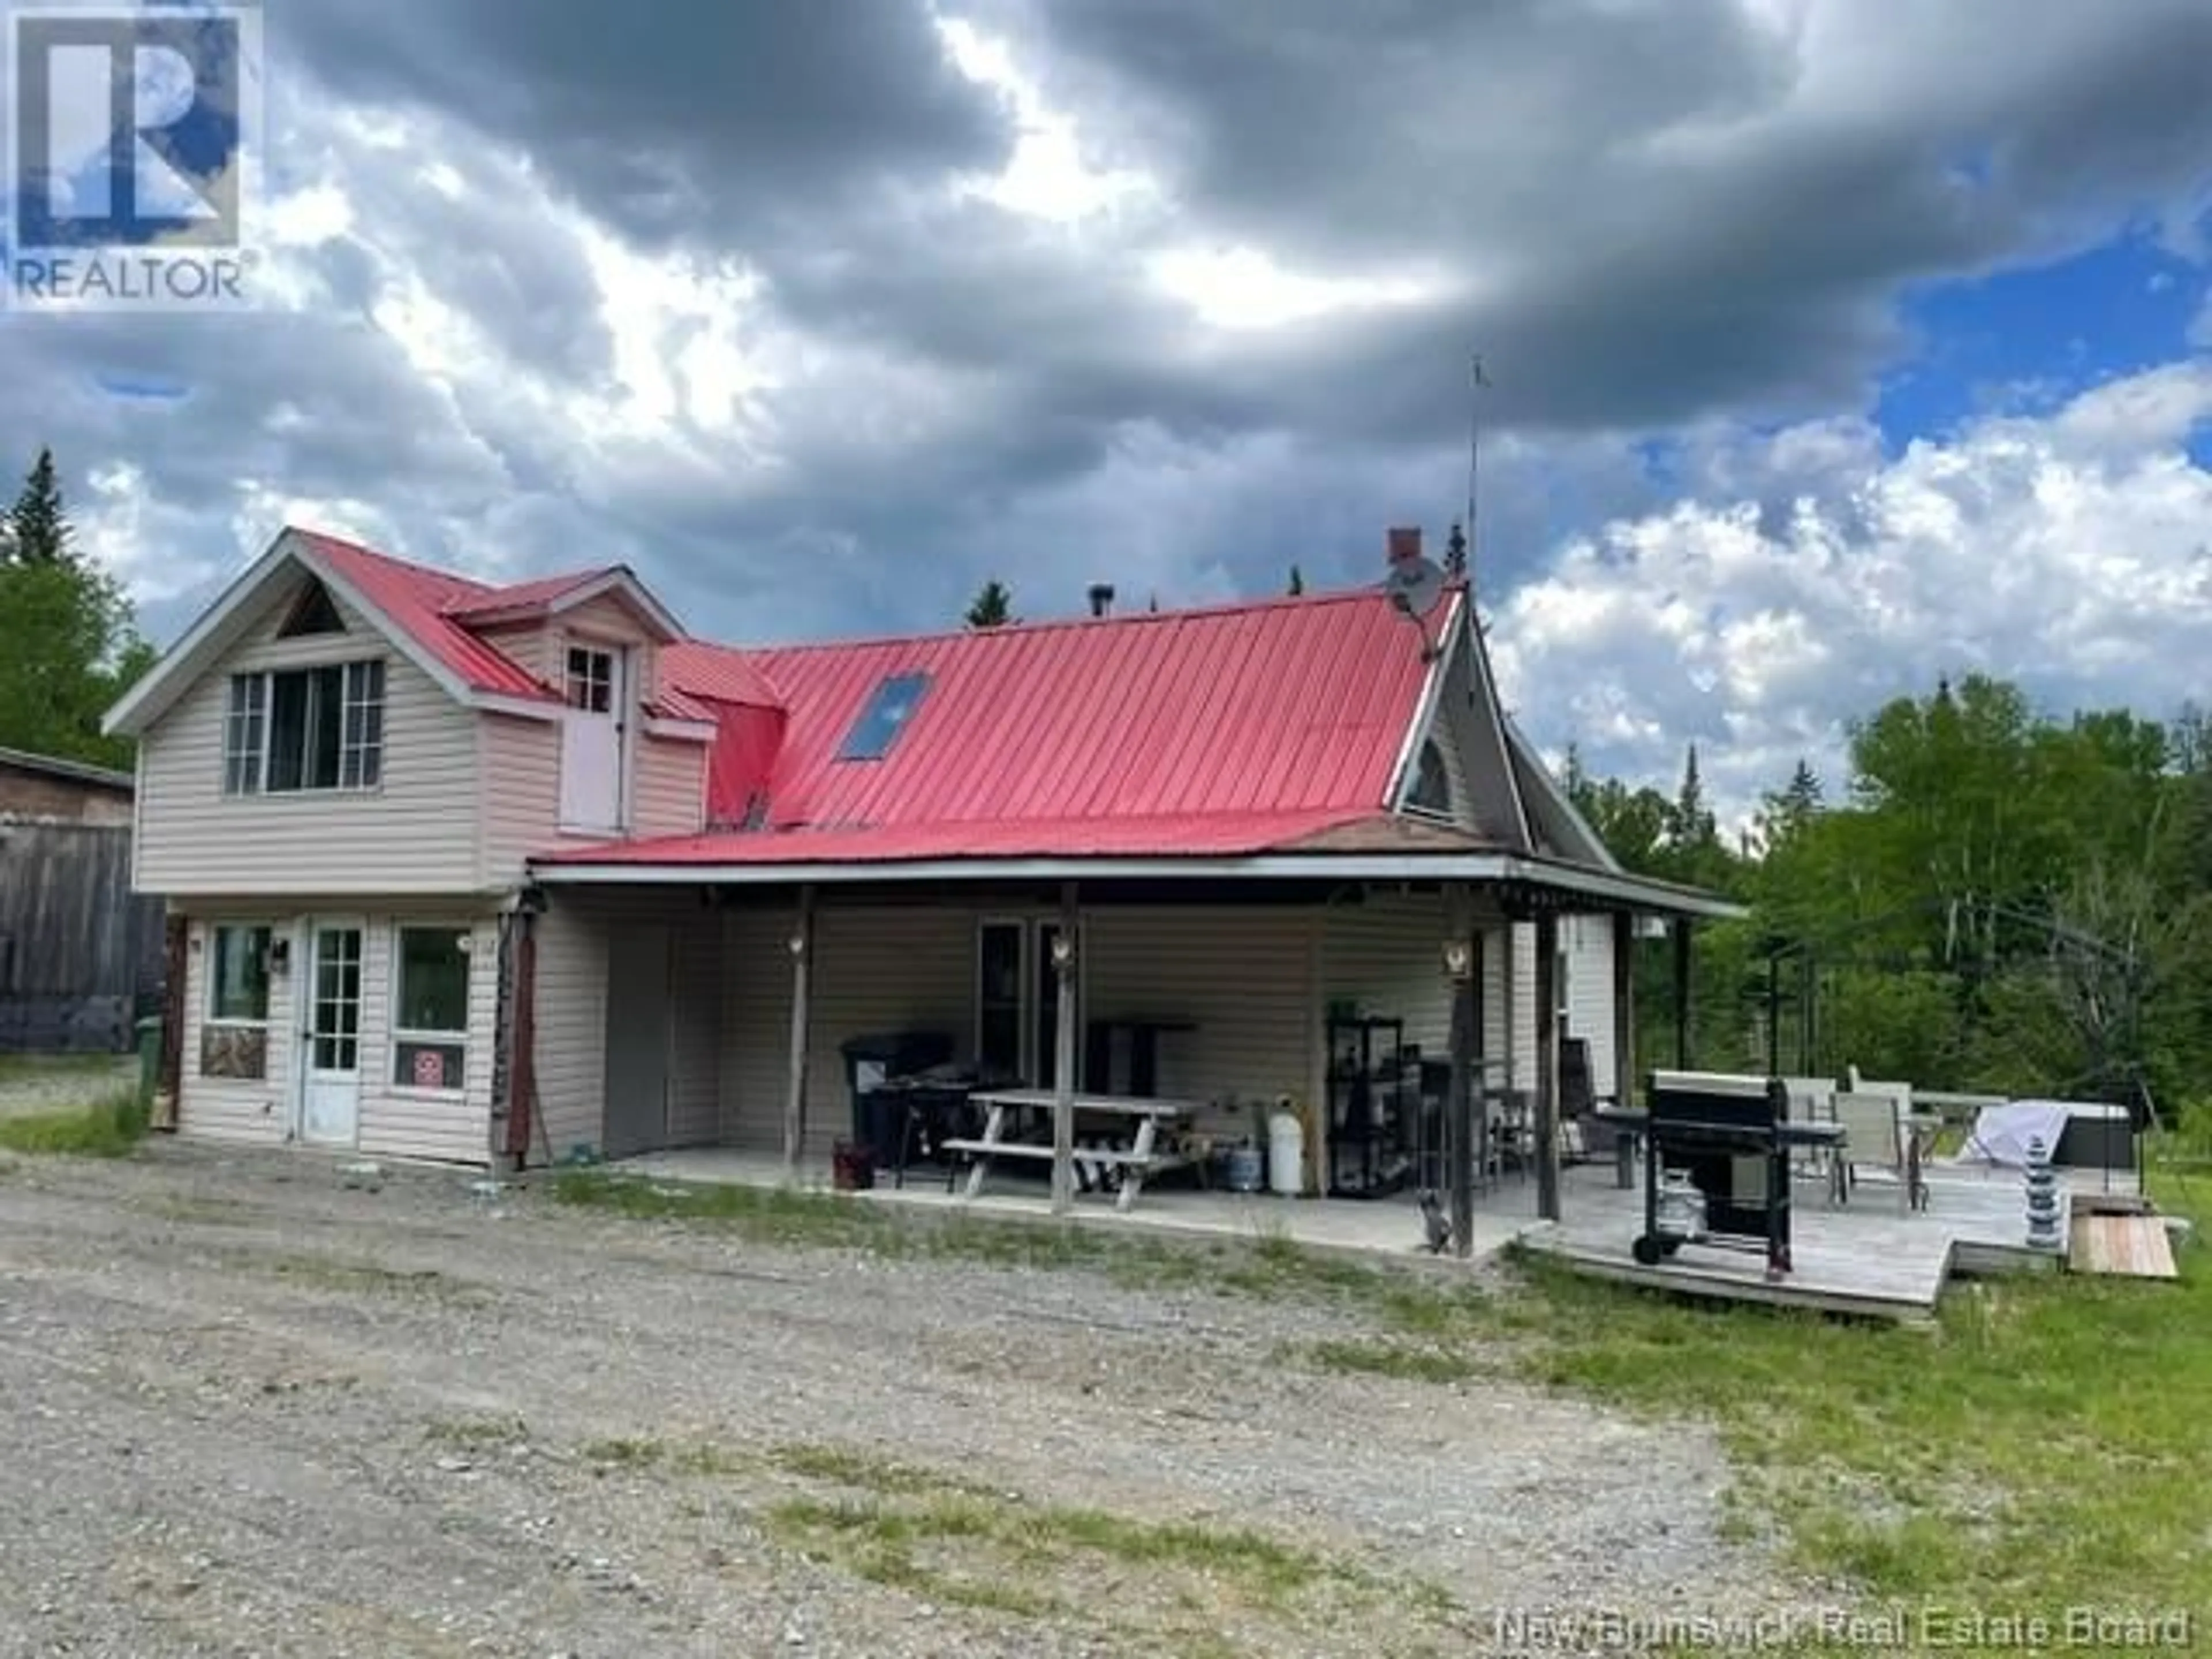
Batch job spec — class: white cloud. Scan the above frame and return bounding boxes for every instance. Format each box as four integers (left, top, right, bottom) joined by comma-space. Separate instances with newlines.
1491, 361, 2212, 824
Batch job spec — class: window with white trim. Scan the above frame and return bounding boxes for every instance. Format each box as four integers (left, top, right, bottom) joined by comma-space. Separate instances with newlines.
565, 646, 615, 713
222, 661, 384, 795
392, 926, 471, 1092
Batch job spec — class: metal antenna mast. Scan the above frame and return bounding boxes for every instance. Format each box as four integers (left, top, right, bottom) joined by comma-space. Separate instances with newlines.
1462, 353, 1489, 588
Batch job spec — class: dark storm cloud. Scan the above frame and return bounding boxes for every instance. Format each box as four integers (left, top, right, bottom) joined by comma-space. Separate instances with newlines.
276, 0, 1015, 247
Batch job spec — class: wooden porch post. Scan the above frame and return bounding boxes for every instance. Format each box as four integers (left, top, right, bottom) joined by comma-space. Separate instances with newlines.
781, 884, 815, 1183
1533, 911, 1561, 1223
1672, 917, 1695, 1069
1611, 910, 1637, 1110
1446, 888, 1479, 1259
1051, 881, 1079, 1216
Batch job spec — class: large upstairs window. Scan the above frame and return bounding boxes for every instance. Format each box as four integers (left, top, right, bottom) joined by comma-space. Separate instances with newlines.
223, 661, 385, 796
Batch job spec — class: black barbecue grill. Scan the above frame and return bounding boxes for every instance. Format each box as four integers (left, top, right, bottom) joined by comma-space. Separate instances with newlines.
1630, 1078, 1844, 1275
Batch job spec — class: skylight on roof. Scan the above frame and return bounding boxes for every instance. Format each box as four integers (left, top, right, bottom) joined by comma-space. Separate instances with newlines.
838, 671, 929, 762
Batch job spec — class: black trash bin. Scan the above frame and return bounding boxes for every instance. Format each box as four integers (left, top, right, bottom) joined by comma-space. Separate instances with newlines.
839, 1031, 955, 1146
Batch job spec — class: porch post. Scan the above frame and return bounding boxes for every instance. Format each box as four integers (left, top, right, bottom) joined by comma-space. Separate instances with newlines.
1611, 910, 1636, 1110
1446, 893, 1479, 1260
1533, 911, 1561, 1222
1672, 917, 1695, 1069
781, 884, 815, 1183
1050, 881, 1079, 1216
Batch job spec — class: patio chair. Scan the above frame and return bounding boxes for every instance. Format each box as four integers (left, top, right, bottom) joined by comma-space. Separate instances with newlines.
1831, 1091, 1911, 1212
1778, 1075, 1838, 1184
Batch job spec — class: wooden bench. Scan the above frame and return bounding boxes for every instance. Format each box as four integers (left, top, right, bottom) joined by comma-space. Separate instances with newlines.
946, 1089, 1199, 1212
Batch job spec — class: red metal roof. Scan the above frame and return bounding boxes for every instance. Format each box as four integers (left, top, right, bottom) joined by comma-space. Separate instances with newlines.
298, 531, 564, 705
444, 567, 620, 619
645, 588, 1446, 858
284, 527, 1449, 864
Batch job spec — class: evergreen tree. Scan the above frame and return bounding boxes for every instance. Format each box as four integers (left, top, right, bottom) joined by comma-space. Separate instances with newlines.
1672, 743, 1717, 847
4, 447, 73, 565
1286, 565, 1305, 597
963, 579, 1013, 630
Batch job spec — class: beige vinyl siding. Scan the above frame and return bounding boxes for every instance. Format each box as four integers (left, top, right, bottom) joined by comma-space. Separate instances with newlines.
174, 904, 494, 1162
719, 903, 1320, 1155
634, 735, 706, 840
476, 715, 706, 888
357, 916, 498, 1165
178, 911, 293, 1145
477, 714, 565, 886
135, 591, 482, 896
532, 895, 609, 1160
471, 622, 552, 683
1560, 915, 1619, 1101
668, 912, 724, 1146
1084, 908, 1313, 1138
1320, 895, 1452, 1060
719, 902, 972, 1158
530, 888, 724, 1160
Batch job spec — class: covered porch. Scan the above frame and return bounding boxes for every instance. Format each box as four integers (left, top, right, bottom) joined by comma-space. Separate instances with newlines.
518, 851, 1734, 1256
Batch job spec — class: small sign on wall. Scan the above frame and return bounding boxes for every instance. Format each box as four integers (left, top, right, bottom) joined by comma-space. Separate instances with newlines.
411, 1047, 447, 1090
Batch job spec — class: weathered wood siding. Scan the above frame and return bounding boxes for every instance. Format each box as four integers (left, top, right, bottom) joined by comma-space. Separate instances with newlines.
0, 821, 165, 1050
135, 589, 482, 896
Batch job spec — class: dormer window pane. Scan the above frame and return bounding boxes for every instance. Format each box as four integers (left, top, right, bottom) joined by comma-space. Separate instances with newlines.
566, 647, 615, 713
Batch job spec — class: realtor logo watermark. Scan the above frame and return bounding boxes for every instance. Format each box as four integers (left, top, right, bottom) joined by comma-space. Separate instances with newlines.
5, 2, 262, 311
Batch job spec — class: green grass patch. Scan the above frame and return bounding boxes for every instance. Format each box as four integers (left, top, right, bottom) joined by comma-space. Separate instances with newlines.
425, 1415, 530, 1448
551, 1169, 1423, 1306
1301, 1337, 1484, 1385
0, 1088, 148, 1157
255, 1253, 483, 1303
762, 1441, 1440, 1645
581, 1435, 747, 1476
1332, 1176, 2210, 1631
0, 1052, 128, 1086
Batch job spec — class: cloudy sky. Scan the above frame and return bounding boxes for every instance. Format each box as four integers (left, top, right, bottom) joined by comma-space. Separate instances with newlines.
10, 0, 2212, 817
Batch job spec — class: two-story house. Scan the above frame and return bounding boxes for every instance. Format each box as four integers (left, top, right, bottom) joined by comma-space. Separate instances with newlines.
107, 525, 1730, 1194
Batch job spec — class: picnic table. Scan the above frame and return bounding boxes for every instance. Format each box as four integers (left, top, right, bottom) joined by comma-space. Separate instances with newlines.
942, 1089, 1200, 1213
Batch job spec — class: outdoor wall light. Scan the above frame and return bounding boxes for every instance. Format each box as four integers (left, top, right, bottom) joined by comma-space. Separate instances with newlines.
786, 931, 808, 958
1442, 940, 1473, 980
1050, 933, 1076, 970
268, 938, 290, 972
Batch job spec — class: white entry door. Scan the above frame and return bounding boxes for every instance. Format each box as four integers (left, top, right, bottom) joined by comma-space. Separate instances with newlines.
300, 923, 364, 1146
559, 643, 625, 832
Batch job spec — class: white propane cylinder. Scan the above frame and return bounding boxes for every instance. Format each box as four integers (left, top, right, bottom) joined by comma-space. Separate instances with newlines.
1267, 1111, 1304, 1196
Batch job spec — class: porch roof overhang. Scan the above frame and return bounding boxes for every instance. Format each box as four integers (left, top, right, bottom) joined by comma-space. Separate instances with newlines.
529, 838, 1744, 920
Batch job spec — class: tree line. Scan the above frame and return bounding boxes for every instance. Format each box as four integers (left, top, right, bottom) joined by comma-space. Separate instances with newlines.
0, 448, 158, 771
1571, 679, 2211, 1123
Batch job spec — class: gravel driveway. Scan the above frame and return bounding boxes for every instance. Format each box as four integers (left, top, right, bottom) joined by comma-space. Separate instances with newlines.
0, 1142, 1810, 1657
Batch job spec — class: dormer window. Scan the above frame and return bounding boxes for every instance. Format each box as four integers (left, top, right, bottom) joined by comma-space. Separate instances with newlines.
838, 671, 929, 762
566, 646, 615, 714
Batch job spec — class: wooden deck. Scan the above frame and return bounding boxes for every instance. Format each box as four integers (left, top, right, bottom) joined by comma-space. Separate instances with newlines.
1517, 1161, 2138, 1324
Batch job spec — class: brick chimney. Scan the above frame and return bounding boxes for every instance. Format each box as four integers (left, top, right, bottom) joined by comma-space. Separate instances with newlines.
1387, 526, 1422, 569
1087, 582, 1115, 618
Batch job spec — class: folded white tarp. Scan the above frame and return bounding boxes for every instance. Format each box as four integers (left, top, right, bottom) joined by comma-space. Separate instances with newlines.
1957, 1101, 2074, 1168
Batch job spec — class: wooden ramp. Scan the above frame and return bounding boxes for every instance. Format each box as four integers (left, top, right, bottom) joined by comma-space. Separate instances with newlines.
2070, 1213, 2178, 1279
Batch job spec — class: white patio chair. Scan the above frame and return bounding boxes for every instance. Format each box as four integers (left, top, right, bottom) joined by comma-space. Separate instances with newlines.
1778, 1075, 1838, 1187
1831, 1090, 1911, 1212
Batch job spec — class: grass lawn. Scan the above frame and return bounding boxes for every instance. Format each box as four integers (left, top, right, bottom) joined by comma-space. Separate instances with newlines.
559, 1160, 2207, 1639
0, 1051, 129, 1086
0, 1089, 150, 1156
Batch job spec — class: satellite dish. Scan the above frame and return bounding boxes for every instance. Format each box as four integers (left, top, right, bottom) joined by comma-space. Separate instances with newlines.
1385, 554, 1446, 620
1384, 553, 1448, 662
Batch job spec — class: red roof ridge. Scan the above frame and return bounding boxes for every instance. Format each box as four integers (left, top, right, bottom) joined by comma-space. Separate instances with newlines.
290, 527, 502, 599
666, 579, 1404, 666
